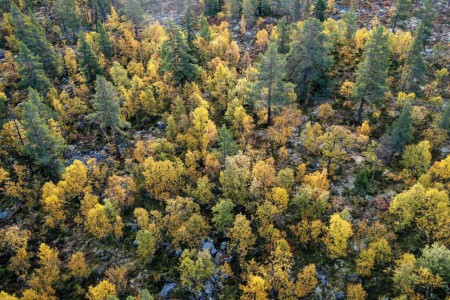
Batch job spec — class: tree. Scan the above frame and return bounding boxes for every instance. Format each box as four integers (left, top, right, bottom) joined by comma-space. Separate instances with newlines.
212, 199, 235, 233
325, 213, 353, 258
160, 26, 200, 85
343, 5, 358, 39
401, 140, 432, 176
68, 252, 89, 278
88, 76, 130, 158
142, 157, 184, 201
228, 214, 255, 259
104, 175, 136, 208
85, 204, 112, 239
319, 125, 354, 173
29, 243, 61, 297
242, 0, 255, 27
287, 18, 333, 102
179, 249, 216, 292
251, 41, 294, 126
241, 275, 269, 300
97, 21, 112, 58
295, 264, 318, 298
21, 89, 64, 171
226, 0, 241, 19
136, 230, 157, 264
347, 283, 367, 300
353, 25, 389, 122
392, 0, 413, 32
16, 43, 52, 93
217, 125, 238, 164
390, 105, 413, 154
54, 0, 80, 41
440, 103, 450, 131
417, 0, 434, 45
86, 280, 117, 300
389, 184, 449, 244
301, 122, 323, 155
220, 153, 252, 206
191, 106, 217, 154
204, 0, 220, 16
418, 243, 450, 283
277, 17, 291, 54
125, 0, 144, 36
199, 15, 212, 41
78, 33, 102, 83
402, 24, 426, 94
315, 0, 326, 21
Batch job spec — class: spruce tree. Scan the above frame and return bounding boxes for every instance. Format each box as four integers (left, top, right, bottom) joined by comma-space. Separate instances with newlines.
54, 0, 80, 41
315, 0, 326, 22
78, 33, 102, 83
21, 89, 64, 171
17, 43, 52, 93
440, 103, 450, 131
242, 0, 255, 26
353, 25, 389, 122
199, 15, 212, 42
251, 41, 294, 126
97, 21, 112, 58
227, 0, 241, 19
88, 76, 130, 158
402, 23, 426, 95
204, 0, 220, 16
390, 105, 413, 154
160, 26, 200, 85
286, 17, 333, 102
343, 5, 358, 39
125, 0, 144, 36
418, 0, 434, 45
218, 125, 238, 164
277, 17, 291, 54
391, 0, 413, 32
11, 5, 61, 77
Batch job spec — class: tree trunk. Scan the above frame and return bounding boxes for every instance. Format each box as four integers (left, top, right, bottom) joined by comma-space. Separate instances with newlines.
357, 98, 365, 123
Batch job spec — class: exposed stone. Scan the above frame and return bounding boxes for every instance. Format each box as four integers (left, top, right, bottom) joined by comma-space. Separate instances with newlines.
160, 283, 177, 299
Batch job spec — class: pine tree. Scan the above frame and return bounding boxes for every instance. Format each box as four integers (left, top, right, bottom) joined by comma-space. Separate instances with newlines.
391, 0, 413, 32
125, 0, 144, 36
242, 0, 255, 26
78, 33, 102, 83
227, 0, 241, 19
199, 15, 212, 42
353, 25, 389, 122
21, 89, 64, 171
315, 0, 326, 22
54, 0, 80, 41
251, 41, 294, 125
97, 21, 112, 58
390, 105, 413, 154
286, 17, 333, 102
277, 17, 291, 54
402, 23, 426, 95
439, 103, 450, 131
418, 0, 434, 45
160, 26, 200, 85
17, 43, 52, 93
343, 5, 358, 39
217, 125, 238, 163
88, 76, 130, 158
11, 5, 61, 77
204, 0, 220, 16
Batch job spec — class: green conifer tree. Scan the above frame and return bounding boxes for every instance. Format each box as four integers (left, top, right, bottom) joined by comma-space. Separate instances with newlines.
97, 21, 112, 58
21, 90, 64, 171
54, 0, 80, 41
390, 105, 413, 154
125, 0, 144, 36
218, 125, 238, 163
277, 17, 291, 54
391, 0, 413, 32
315, 0, 326, 22
402, 23, 426, 95
252, 41, 294, 125
88, 76, 130, 158
78, 32, 102, 83
353, 25, 389, 122
17, 43, 52, 93
160, 26, 200, 85
286, 17, 333, 102
199, 15, 212, 42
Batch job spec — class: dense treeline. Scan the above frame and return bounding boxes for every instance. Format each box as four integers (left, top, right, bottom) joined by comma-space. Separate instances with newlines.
0, 0, 449, 299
